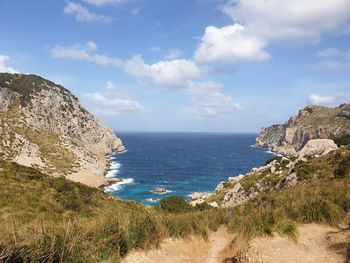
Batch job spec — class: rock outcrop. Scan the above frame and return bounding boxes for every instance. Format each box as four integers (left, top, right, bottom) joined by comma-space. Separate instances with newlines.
256, 104, 350, 156
298, 139, 338, 159
0, 73, 124, 186
204, 142, 345, 208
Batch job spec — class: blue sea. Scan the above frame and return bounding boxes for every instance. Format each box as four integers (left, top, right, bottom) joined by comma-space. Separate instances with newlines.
105, 132, 273, 205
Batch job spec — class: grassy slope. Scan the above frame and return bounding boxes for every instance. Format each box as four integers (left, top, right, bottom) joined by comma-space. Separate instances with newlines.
0, 146, 350, 262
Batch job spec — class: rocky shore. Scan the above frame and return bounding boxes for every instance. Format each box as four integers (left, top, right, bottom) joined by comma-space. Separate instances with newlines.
192, 138, 339, 208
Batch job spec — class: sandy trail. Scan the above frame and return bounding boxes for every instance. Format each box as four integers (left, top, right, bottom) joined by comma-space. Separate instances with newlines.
123, 224, 349, 263
246, 224, 349, 263
123, 227, 237, 263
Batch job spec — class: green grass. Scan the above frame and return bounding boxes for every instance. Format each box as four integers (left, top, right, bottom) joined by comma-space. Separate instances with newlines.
0, 160, 227, 262
1, 146, 350, 262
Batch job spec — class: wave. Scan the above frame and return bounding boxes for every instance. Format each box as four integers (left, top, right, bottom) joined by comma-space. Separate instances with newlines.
105, 161, 122, 178
264, 150, 276, 155
146, 198, 160, 203
105, 178, 135, 192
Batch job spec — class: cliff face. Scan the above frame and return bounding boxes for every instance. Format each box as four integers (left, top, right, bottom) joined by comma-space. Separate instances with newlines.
256, 104, 350, 156
0, 73, 124, 186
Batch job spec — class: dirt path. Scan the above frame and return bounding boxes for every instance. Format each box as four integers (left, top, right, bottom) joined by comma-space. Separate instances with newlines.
122, 227, 237, 263
246, 224, 349, 263
122, 224, 349, 263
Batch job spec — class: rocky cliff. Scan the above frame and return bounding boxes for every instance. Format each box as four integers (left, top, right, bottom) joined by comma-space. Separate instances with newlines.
256, 104, 350, 156
195, 139, 345, 208
0, 73, 124, 186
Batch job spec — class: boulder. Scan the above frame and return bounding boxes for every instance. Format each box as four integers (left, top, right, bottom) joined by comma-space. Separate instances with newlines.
208, 202, 219, 208
298, 139, 338, 159
190, 192, 207, 200
153, 187, 167, 194
190, 199, 205, 206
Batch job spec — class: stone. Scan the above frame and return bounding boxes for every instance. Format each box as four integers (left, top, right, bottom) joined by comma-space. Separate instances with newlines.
215, 182, 225, 192
208, 202, 219, 208
270, 166, 276, 174
191, 192, 207, 200
298, 139, 338, 159
153, 187, 167, 194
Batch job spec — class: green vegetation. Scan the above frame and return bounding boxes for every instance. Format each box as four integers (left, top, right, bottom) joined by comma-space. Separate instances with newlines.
1, 146, 350, 262
334, 134, 350, 146
160, 196, 193, 213
300, 106, 350, 129
0, 160, 226, 262
0, 73, 77, 106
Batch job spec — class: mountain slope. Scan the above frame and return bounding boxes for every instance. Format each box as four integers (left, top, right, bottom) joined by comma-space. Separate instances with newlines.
256, 104, 350, 156
0, 73, 124, 186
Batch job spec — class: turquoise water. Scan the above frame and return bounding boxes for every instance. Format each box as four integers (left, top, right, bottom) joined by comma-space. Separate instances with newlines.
105, 132, 273, 205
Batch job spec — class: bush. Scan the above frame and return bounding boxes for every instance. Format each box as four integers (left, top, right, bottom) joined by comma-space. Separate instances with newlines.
160, 196, 193, 213
265, 155, 282, 165
334, 135, 350, 146
334, 157, 350, 178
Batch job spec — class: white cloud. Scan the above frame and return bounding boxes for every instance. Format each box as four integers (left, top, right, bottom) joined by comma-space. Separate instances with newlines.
124, 55, 201, 88
183, 92, 241, 118
83, 0, 127, 7
0, 55, 18, 73
51, 41, 123, 66
317, 48, 342, 58
64, 1, 114, 23
222, 0, 350, 41
83, 81, 150, 115
194, 23, 270, 64
312, 60, 350, 70
164, 49, 184, 60
314, 48, 350, 69
309, 94, 336, 106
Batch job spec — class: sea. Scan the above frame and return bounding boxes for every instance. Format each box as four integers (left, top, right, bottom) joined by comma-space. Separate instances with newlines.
104, 132, 274, 205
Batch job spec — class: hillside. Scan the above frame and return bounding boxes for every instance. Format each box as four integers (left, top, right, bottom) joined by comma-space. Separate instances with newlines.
0, 73, 124, 186
1, 145, 350, 262
256, 104, 350, 156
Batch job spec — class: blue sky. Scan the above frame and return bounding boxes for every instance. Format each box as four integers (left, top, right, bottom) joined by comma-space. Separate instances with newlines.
1, 0, 350, 132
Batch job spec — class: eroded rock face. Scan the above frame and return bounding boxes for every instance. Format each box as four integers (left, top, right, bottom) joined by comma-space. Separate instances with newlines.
256, 104, 350, 156
0, 73, 124, 184
298, 139, 338, 159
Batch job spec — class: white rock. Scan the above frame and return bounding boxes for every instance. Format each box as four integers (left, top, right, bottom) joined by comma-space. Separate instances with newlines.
270, 166, 276, 174
190, 192, 207, 200
208, 202, 219, 208
298, 139, 338, 159
190, 199, 205, 206
215, 182, 225, 192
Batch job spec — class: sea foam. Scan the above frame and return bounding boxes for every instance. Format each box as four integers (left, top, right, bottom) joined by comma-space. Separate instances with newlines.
104, 178, 135, 192
105, 161, 122, 178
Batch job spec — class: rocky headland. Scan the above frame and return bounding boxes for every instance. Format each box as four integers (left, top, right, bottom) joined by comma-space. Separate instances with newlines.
0, 73, 125, 187
194, 103, 350, 209
256, 104, 350, 156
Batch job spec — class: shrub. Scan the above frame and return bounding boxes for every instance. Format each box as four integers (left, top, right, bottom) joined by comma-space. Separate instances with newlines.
160, 196, 193, 213
334, 157, 350, 178
265, 155, 282, 165
334, 135, 350, 146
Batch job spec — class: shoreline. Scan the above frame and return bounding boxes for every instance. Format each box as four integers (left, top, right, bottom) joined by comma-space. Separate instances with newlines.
67, 149, 126, 188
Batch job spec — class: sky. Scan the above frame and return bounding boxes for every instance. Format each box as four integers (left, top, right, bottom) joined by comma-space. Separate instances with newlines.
0, 0, 350, 133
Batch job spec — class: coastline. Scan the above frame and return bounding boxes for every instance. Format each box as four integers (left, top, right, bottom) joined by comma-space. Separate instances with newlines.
67, 148, 126, 188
